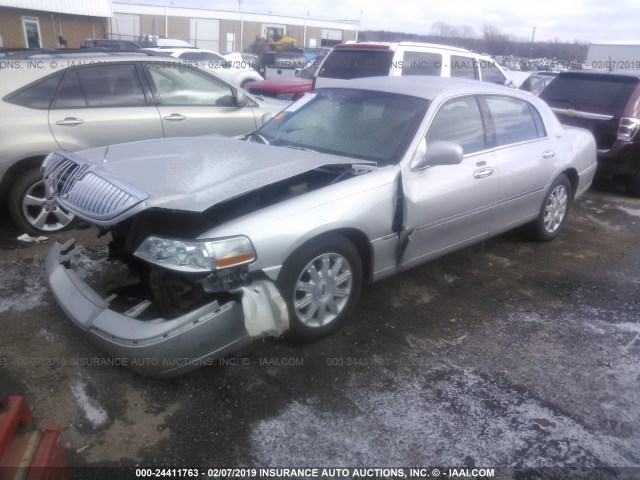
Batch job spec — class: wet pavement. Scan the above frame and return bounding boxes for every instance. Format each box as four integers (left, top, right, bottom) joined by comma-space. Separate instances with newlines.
1, 180, 639, 479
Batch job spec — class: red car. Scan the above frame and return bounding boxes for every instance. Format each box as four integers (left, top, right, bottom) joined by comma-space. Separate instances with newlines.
247, 66, 315, 101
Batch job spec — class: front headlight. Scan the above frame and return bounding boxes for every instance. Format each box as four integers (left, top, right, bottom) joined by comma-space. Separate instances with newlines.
133, 235, 256, 273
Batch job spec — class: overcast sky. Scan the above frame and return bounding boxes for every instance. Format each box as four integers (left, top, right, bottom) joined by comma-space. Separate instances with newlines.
141, 0, 639, 43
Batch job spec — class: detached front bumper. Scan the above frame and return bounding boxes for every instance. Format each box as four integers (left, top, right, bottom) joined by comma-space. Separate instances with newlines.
45, 240, 288, 378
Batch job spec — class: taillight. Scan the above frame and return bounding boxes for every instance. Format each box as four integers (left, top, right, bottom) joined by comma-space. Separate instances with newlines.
311, 76, 316, 91
618, 117, 640, 141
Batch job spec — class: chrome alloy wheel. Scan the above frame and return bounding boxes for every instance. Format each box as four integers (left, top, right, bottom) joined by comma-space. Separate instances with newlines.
543, 184, 568, 233
22, 178, 75, 232
293, 252, 353, 327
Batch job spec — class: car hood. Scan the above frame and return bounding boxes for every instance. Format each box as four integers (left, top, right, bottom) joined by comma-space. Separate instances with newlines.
44, 136, 370, 226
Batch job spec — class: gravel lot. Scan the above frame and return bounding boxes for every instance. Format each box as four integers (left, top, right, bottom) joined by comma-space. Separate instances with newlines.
1, 179, 639, 479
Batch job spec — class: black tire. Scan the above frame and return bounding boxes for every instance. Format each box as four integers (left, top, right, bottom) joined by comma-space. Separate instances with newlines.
625, 171, 640, 198
240, 79, 255, 89
8, 168, 76, 234
533, 174, 572, 242
277, 234, 362, 341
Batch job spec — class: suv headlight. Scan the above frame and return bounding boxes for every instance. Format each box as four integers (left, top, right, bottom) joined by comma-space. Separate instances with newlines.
134, 235, 256, 273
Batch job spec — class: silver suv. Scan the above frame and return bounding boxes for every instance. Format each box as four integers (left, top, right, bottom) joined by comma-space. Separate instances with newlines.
0, 51, 286, 233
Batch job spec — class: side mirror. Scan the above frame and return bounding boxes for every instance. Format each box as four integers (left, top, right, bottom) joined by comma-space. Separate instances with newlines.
235, 91, 248, 107
412, 140, 464, 170
260, 112, 274, 126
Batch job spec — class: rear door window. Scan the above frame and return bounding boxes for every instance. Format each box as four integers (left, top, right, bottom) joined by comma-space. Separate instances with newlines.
484, 95, 544, 146
75, 64, 147, 107
318, 49, 394, 79
53, 70, 86, 108
401, 51, 442, 76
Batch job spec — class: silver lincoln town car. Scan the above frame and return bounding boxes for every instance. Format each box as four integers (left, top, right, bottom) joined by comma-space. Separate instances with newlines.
44, 76, 597, 377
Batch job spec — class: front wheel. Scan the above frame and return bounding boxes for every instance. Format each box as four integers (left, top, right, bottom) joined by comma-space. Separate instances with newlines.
533, 174, 572, 242
8, 168, 76, 234
277, 234, 362, 341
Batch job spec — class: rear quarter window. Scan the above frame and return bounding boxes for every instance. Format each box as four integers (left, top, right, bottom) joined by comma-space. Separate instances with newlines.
318, 49, 394, 79
4, 73, 63, 109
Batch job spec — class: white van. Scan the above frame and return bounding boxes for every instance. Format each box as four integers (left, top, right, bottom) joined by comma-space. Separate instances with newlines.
315, 42, 512, 88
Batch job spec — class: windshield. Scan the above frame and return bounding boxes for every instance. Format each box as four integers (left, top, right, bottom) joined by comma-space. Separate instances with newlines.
255, 88, 428, 165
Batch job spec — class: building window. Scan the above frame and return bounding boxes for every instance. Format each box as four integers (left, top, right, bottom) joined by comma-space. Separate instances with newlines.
22, 16, 42, 48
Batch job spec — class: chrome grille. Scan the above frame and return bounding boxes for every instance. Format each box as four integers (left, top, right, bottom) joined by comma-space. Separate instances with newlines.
42, 151, 147, 221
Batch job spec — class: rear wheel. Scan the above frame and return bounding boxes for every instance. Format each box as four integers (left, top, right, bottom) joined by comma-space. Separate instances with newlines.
533, 174, 572, 242
277, 234, 362, 341
8, 168, 76, 234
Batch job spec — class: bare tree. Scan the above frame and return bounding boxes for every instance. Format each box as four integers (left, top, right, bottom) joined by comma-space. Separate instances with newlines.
431, 21, 459, 38
459, 25, 476, 40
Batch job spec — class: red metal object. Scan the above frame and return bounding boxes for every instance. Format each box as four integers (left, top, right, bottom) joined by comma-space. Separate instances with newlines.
0, 396, 67, 480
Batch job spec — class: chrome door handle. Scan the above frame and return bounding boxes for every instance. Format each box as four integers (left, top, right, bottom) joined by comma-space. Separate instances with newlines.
164, 114, 187, 121
56, 117, 83, 126
542, 150, 555, 159
473, 167, 494, 179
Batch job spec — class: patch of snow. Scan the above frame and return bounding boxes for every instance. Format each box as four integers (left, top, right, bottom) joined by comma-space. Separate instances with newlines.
37, 328, 56, 342
616, 206, 640, 218
586, 323, 606, 335
71, 380, 108, 428
614, 322, 640, 335
73, 246, 109, 280
0, 248, 110, 315
0, 258, 50, 313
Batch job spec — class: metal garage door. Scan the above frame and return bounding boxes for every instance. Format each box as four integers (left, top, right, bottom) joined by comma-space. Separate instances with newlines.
112, 13, 140, 41
190, 18, 220, 51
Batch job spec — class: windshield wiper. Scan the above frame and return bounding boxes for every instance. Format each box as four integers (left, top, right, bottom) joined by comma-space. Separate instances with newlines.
284, 145, 318, 153
249, 132, 270, 145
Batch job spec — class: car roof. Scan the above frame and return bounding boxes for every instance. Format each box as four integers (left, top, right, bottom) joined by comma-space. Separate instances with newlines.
334, 41, 473, 54
319, 76, 525, 101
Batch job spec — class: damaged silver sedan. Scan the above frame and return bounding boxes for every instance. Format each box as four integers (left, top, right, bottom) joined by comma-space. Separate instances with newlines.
45, 77, 597, 377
